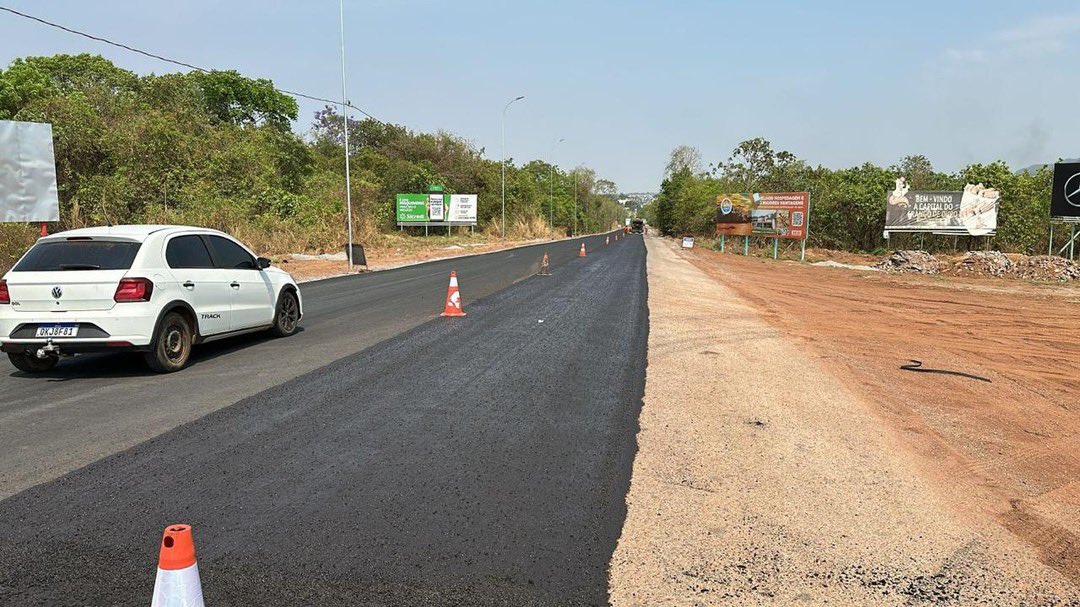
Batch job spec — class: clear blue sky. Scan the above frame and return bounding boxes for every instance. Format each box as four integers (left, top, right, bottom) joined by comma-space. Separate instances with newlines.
2, 1, 1078, 192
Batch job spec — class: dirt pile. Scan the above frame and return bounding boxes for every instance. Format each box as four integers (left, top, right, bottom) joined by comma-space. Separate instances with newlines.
871, 250, 1080, 282
1012, 255, 1080, 282
876, 250, 943, 274
954, 251, 1014, 277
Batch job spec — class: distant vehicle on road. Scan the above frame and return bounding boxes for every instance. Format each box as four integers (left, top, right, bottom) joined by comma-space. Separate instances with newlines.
630, 219, 645, 234
0, 225, 302, 373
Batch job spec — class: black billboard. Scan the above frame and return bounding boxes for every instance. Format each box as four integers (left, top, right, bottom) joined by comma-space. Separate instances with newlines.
1051, 162, 1080, 220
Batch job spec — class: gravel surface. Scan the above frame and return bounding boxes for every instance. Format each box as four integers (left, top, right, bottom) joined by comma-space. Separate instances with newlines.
0, 235, 647, 606
608, 236, 1077, 606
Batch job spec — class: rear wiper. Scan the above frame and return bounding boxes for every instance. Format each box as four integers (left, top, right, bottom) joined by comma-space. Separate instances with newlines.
58, 263, 101, 270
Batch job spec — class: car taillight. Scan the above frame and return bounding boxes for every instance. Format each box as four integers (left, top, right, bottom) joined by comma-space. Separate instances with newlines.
0, 280, 9, 304
114, 277, 154, 302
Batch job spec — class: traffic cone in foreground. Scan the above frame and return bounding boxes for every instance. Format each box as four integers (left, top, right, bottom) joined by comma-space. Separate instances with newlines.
151, 524, 204, 607
579, 243, 587, 257
440, 270, 466, 317
538, 252, 552, 276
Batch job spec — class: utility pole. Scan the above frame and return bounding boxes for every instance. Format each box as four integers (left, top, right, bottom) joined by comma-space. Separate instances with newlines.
550, 138, 565, 229
339, 0, 353, 270
500, 95, 525, 239
573, 169, 578, 236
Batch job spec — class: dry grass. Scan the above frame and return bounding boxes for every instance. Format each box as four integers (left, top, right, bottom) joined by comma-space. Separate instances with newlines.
481, 214, 564, 241
0, 224, 40, 275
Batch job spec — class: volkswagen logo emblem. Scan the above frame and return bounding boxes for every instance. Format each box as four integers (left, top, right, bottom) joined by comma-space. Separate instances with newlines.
1065, 173, 1080, 208
51, 286, 63, 299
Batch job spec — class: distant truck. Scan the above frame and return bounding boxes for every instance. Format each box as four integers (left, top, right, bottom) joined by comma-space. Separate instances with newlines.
630, 219, 645, 234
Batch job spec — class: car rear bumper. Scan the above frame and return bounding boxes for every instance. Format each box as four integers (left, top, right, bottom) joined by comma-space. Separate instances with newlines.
0, 305, 158, 352
1, 340, 146, 355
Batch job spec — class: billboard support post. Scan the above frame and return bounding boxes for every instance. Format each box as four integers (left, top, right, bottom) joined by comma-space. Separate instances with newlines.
773, 237, 778, 259
1049, 223, 1054, 256
720, 234, 725, 252
801, 194, 812, 262
743, 236, 749, 256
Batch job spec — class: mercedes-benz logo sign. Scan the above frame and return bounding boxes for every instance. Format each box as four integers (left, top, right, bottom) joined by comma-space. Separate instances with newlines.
51, 286, 63, 299
1064, 173, 1080, 208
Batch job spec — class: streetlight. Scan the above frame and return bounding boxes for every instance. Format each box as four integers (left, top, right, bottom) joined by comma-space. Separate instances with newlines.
573, 168, 578, 236
549, 138, 565, 229
500, 95, 525, 239
339, 0, 354, 270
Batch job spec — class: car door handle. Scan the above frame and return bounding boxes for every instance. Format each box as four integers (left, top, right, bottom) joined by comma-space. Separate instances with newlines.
230, 281, 240, 289
182, 281, 195, 289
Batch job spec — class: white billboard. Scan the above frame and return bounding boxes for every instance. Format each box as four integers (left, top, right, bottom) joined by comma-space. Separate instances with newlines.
0, 120, 60, 222
447, 194, 478, 223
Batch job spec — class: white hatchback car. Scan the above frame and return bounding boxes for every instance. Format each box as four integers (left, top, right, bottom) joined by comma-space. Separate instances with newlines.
0, 225, 302, 373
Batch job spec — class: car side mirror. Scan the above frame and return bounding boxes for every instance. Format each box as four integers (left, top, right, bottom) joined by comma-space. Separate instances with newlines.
257, 257, 271, 270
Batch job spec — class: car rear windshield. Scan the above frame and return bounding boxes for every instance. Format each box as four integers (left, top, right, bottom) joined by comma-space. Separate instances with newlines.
13, 240, 142, 271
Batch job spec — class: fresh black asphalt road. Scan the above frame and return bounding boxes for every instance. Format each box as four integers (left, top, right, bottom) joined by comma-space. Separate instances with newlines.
0, 231, 623, 499
0, 233, 648, 605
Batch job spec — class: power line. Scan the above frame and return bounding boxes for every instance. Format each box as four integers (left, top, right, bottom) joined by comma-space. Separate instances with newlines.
0, 5, 379, 121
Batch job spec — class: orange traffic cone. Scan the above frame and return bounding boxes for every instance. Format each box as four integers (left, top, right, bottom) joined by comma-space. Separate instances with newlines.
440, 270, 467, 317
578, 243, 587, 257
151, 524, 204, 607
40, 223, 47, 237
538, 252, 552, 276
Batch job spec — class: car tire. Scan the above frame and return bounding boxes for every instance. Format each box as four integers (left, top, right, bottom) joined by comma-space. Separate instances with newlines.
270, 290, 300, 338
144, 311, 193, 373
8, 352, 59, 373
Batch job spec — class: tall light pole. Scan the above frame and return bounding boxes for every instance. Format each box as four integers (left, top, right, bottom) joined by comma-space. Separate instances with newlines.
573, 168, 578, 236
339, 0, 354, 270
500, 95, 525, 239
549, 138, 565, 229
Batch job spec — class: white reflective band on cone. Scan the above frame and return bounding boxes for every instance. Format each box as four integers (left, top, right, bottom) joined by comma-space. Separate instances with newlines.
151, 563, 205, 607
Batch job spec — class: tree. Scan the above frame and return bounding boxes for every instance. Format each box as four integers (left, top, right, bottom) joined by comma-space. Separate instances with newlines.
665, 145, 703, 177
191, 70, 298, 129
0, 53, 138, 118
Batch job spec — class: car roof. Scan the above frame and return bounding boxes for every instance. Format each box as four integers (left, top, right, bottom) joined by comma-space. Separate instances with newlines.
40, 225, 227, 243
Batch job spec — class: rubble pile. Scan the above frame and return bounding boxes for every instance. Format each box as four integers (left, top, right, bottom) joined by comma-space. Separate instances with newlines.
876, 250, 943, 274
1011, 256, 1080, 282
953, 251, 1013, 277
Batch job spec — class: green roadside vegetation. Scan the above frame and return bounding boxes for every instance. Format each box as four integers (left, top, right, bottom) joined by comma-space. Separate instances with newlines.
0, 54, 626, 272
644, 140, 1055, 254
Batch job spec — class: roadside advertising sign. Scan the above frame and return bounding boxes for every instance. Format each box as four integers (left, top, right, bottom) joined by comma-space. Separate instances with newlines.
715, 192, 810, 239
396, 193, 479, 225
681, 237, 695, 249
885, 178, 998, 236
0, 120, 60, 222
1051, 162, 1080, 222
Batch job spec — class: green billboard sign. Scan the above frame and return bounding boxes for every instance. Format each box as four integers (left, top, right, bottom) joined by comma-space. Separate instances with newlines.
396, 193, 428, 222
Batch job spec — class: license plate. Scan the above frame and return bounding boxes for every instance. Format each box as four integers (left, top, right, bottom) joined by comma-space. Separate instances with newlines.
35, 325, 78, 338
